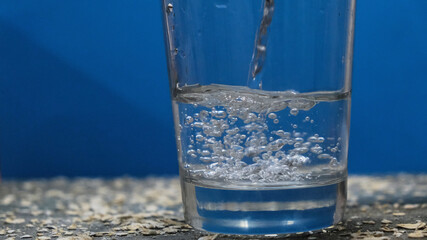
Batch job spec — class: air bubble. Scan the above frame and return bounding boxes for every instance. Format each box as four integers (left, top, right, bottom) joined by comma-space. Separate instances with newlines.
310, 144, 323, 154
225, 127, 239, 135
307, 135, 324, 143
195, 134, 204, 142
199, 110, 209, 120
262, 152, 271, 160
274, 119, 279, 124
294, 142, 302, 148
274, 130, 291, 138
244, 113, 258, 123
213, 110, 227, 119
201, 150, 210, 156
318, 154, 332, 159
329, 158, 338, 166
293, 147, 309, 154
187, 149, 196, 155
185, 116, 194, 124
290, 108, 299, 116
266, 139, 285, 151
293, 132, 302, 137
200, 157, 212, 162
292, 124, 298, 129
268, 113, 277, 119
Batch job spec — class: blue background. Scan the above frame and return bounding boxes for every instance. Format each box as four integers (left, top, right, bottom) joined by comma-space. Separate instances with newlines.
0, 1, 426, 178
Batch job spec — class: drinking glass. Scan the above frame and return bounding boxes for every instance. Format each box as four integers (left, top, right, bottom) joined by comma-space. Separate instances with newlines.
161, 0, 355, 234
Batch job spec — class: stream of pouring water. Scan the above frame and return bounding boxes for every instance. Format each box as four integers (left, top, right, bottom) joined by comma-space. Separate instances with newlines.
248, 0, 275, 89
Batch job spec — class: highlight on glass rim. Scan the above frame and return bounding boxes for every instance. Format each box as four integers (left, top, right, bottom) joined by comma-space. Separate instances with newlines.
162, 0, 356, 234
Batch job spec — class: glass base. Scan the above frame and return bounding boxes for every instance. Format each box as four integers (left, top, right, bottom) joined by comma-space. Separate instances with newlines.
181, 178, 346, 235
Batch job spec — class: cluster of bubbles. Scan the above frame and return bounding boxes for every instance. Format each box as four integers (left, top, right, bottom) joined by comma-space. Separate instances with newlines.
177, 85, 341, 183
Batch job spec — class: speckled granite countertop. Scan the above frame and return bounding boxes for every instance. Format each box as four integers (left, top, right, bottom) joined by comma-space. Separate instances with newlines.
0, 174, 426, 240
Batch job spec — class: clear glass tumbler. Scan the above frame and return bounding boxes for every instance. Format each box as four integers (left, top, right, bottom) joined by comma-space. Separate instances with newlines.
161, 0, 355, 235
